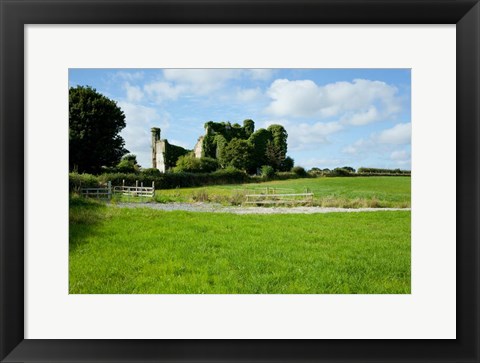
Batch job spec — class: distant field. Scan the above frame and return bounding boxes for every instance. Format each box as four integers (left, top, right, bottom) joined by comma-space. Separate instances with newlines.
69, 198, 411, 294
153, 176, 411, 208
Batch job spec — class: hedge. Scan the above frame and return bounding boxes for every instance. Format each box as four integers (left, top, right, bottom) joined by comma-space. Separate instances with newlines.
70, 169, 252, 191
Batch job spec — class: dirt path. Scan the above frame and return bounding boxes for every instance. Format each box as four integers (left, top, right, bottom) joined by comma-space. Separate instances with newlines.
113, 202, 410, 214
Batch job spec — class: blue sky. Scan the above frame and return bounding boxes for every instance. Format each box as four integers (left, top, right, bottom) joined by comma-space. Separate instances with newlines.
69, 68, 411, 170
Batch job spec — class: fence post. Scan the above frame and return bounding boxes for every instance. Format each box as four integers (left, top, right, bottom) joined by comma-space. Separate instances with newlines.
108, 181, 112, 199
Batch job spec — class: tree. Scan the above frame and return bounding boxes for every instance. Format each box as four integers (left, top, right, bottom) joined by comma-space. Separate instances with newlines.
342, 166, 356, 173
116, 154, 140, 173
69, 86, 128, 173
248, 128, 271, 169
291, 166, 307, 177
265, 140, 285, 170
219, 138, 254, 171
243, 119, 255, 137
267, 124, 288, 158
280, 156, 294, 171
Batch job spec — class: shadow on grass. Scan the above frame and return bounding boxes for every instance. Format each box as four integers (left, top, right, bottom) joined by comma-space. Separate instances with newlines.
69, 195, 108, 253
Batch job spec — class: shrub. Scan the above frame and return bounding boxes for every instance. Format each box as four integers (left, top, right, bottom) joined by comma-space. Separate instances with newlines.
192, 190, 209, 202
95, 167, 250, 191
229, 190, 247, 206
174, 155, 220, 173
69, 172, 100, 192
292, 166, 308, 177
173, 155, 202, 173
261, 165, 275, 179
331, 168, 353, 177
141, 168, 162, 176
274, 172, 299, 180
199, 157, 221, 173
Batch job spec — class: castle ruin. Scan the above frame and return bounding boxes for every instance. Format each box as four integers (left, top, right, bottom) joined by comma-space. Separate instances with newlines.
151, 119, 289, 173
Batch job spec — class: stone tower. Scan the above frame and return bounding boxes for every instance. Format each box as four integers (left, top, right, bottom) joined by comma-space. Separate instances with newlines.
151, 127, 166, 172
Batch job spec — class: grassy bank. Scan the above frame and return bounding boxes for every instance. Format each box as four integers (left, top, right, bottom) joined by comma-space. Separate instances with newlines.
69, 198, 411, 294
154, 176, 411, 208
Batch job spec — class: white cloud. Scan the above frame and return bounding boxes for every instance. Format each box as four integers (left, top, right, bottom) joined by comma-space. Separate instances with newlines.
237, 87, 263, 102
114, 71, 144, 81
377, 123, 411, 144
342, 139, 369, 155
390, 150, 409, 160
144, 81, 185, 102
247, 69, 275, 81
341, 106, 379, 126
124, 82, 144, 102
342, 123, 411, 155
265, 78, 401, 125
162, 69, 242, 95
266, 79, 322, 118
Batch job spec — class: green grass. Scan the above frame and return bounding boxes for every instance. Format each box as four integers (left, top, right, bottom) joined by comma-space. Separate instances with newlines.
69, 198, 411, 294
154, 176, 411, 208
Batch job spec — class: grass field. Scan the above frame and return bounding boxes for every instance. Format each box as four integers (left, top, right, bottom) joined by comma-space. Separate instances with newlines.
152, 176, 411, 208
69, 197, 411, 294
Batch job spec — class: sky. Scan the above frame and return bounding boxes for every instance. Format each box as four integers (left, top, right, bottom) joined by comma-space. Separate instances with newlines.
69, 68, 411, 170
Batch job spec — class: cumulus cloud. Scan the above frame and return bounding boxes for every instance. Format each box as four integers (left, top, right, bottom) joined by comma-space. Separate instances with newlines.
144, 81, 185, 102
342, 123, 411, 155
124, 82, 144, 102
162, 69, 242, 95
377, 123, 411, 144
390, 150, 411, 166
247, 69, 275, 81
390, 150, 410, 160
265, 78, 401, 125
114, 71, 144, 81
236, 87, 263, 102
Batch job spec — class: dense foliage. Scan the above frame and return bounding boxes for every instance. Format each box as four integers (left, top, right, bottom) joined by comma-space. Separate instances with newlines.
174, 155, 220, 173
199, 119, 292, 173
163, 141, 191, 169
115, 154, 140, 173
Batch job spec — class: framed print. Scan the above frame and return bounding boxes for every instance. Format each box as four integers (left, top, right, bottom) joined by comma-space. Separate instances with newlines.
1, 0, 479, 362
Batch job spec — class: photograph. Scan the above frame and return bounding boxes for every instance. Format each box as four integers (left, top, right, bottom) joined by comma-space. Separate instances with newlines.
3, 0, 479, 360
69, 68, 411, 294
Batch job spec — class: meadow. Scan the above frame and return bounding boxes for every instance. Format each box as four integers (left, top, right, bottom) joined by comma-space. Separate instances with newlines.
153, 176, 411, 208
69, 197, 411, 294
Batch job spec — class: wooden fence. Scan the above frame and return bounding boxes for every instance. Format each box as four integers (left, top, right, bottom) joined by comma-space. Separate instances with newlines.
80, 181, 155, 199
80, 181, 112, 199
243, 187, 314, 206
113, 180, 155, 198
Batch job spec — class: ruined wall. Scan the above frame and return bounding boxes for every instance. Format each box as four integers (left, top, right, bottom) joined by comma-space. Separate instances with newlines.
155, 141, 166, 173
193, 136, 204, 158
151, 127, 190, 172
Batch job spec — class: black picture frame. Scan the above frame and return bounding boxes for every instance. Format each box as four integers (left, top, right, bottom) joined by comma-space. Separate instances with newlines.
1, 0, 479, 362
